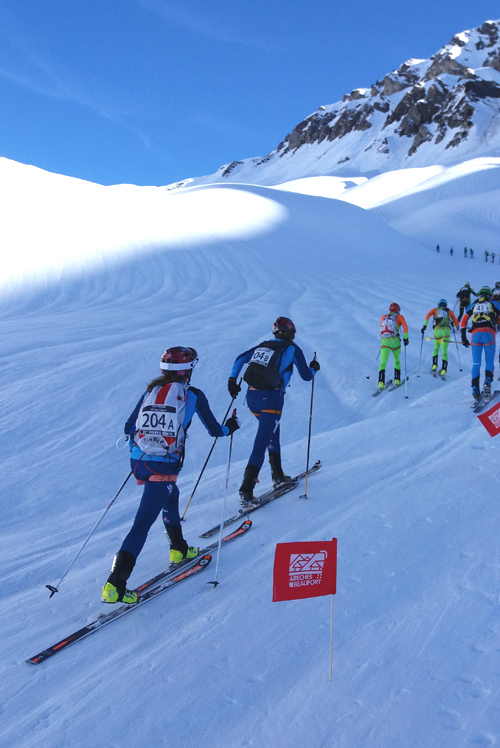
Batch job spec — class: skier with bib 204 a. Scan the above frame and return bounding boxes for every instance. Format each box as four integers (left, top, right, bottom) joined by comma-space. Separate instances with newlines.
101, 347, 240, 605
460, 287, 500, 401
227, 317, 319, 508
378, 303, 409, 390
420, 299, 459, 378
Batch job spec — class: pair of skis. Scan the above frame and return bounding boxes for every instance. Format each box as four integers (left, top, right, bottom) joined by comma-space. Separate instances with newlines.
27, 519, 252, 665
27, 459, 322, 664
431, 369, 447, 380
472, 390, 500, 413
199, 460, 322, 538
372, 379, 408, 397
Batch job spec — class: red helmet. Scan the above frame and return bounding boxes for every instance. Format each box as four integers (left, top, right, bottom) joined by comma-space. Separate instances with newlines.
160, 346, 198, 373
389, 303, 400, 314
273, 317, 296, 335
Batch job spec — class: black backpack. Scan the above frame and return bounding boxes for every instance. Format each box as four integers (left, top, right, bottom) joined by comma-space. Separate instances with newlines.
243, 339, 293, 390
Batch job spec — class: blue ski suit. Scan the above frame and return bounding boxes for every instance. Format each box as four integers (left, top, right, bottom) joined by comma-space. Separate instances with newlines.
461, 297, 500, 387
230, 341, 316, 471
120, 386, 231, 558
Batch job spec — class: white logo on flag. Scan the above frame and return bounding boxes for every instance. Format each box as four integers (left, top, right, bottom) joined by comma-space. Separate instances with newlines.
488, 407, 500, 429
288, 552, 328, 588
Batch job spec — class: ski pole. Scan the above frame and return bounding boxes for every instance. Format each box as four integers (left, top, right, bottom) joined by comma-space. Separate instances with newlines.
366, 349, 380, 379
404, 342, 409, 399
452, 326, 463, 371
208, 410, 237, 588
46, 469, 133, 597
426, 336, 463, 345
417, 331, 424, 376
300, 353, 316, 499
181, 380, 242, 521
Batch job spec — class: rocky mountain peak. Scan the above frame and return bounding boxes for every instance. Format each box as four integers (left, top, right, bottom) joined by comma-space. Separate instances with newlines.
274, 20, 500, 163
190, 20, 500, 186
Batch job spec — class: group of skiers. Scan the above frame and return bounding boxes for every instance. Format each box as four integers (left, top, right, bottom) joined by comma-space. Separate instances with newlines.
435, 245, 500, 261
378, 282, 500, 402
102, 285, 500, 606
102, 317, 319, 605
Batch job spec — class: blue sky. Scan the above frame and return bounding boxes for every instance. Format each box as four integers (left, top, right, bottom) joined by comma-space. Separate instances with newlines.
1, 0, 499, 186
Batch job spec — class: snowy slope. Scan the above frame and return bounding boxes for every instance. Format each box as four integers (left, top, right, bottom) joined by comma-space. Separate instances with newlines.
2, 157, 500, 748
269, 158, 500, 253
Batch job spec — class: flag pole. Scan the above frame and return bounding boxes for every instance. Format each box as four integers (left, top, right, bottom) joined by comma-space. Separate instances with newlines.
330, 594, 334, 682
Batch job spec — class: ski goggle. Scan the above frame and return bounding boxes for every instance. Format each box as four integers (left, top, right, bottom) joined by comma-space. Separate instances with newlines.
160, 357, 199, 371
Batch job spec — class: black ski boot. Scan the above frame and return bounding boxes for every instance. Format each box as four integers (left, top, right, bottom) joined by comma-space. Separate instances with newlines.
165, 525, 198, 565
239, 464, 260, 507
431, 355, 438, 374
483, 370, 493, 396
102, 550, 138, 604
472, 376, 481, 402
394, 368, 401, 386
378, 370, 386, 391
269, 452, 292, 489
440, 360, 448, 377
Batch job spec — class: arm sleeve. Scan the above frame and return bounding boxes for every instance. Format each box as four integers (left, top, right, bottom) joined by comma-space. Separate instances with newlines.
194, 389, 229, 437
397, 315, 409, 337
124, 394, 145, 436
293, 345, 314, 382
449, 311, 460, 327
230, 348, 255, 379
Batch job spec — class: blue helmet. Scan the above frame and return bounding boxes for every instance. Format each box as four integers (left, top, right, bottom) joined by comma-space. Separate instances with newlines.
437, 299, 447, 309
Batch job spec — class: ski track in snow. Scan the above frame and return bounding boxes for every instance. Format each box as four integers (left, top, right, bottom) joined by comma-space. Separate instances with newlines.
1, 159, 500, 747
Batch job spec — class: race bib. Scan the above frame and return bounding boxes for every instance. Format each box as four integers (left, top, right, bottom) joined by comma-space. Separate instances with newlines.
139, 404, 177, 440
474, 302, 490, 315
249, 346, 275, 367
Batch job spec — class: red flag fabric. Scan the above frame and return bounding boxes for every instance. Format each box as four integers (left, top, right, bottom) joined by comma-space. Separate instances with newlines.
478, 400, 500, 436
272, 539, 337, 602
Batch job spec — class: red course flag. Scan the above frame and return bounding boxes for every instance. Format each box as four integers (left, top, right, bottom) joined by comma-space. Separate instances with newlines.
272, 539, 337, 602
478, 400, 500, 436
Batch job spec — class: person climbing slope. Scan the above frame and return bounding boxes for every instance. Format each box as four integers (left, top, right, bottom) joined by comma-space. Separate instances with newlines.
460, 287, 500, 401
456, 282, 477, 322
378, 303, 409, 390
420, 299, 459, 378
101, 346, 240, 604
227, 317, 319, 507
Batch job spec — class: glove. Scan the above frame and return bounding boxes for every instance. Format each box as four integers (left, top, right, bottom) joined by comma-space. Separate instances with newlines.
225, 415, 240, 435
421, 326, 426, 334
227, 377, 241, 399
462, 335, 470, 348
310, 359, 320, 372
404, 338, 409, 346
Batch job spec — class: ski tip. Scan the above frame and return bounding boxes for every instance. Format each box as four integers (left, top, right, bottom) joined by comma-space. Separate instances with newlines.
26, 656, 43, 665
